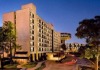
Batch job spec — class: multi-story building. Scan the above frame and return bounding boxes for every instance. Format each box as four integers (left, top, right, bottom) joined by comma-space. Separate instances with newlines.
66, 43, 85, 52
61, 33, 71, 43
2, 3, 62, 62
53, 31, 61, 52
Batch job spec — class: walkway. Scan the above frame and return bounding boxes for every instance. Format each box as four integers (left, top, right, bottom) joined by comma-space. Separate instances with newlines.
77, 58, 94, 67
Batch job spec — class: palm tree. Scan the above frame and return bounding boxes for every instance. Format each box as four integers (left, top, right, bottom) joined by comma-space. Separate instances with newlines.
75, 16, 100, 70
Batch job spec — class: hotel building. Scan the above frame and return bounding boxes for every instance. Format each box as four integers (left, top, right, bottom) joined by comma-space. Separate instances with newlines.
3, 3, 62, 62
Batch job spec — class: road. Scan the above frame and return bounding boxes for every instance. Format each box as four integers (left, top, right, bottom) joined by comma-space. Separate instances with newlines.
43, 60, 78, 70
27, 58, 94, 70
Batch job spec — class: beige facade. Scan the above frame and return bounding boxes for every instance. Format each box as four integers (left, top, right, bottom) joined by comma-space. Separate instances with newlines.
3, 3, 62, 61
53, 31, 61, 52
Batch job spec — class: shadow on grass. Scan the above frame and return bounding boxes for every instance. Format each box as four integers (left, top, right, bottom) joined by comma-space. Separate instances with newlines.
22, 62, 37, 68
35, 62, 46, 70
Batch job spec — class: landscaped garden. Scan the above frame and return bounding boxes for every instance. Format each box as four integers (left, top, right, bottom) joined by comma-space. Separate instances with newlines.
4, 64, 18, 69
22, 62, 37, 68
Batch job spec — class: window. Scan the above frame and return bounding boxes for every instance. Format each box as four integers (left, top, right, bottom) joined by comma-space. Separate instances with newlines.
39, 29, 41, 32
30, 47, 34, 52
42, 48, 43, 51
39, 38, 41, 42
53, 54, 58, 57
39, 48, 41, 51
32, 31, 34, 34
32, 25, 34, 29
39, 43, 41, 46
42, 22, 43, 25
42, 44, 43, 47
39, 19, 41, 23
32, 19, 34, 23
32, 14, 34, 18
32, 42, 34, 46
32, 36, 34, 40
39, 24, 41, 28
42, 31, 43, 33
39, 34, 41, 37
42, 26, 43, 29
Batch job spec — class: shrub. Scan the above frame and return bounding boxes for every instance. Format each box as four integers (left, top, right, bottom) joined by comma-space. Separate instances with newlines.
22, 62, 37, 68
4, 64, 18, 68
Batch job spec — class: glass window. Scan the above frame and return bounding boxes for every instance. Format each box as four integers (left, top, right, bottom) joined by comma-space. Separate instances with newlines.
42, 48, 43, 51
30, 47, 34, 52
39, 43, 41, 46
32, 42, 34, 46
32, 25, 34, 29
32, 36, 34, 40
32, 19, 34, 23
39, 29, 41, 32
32, 14, 34, 18
39, 34, 41, 37
39, 48, 41, 51
32, 31, 34, 34
39, 19, 41, 23
42, 22, 43, 25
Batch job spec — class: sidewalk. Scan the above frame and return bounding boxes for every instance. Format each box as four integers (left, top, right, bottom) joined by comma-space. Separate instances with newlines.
77, 58, 94, 67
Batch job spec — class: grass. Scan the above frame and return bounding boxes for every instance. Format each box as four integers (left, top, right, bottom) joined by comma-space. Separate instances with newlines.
22, 62, 37, 68
35, 62, 46, 70
4, 64, 18, 68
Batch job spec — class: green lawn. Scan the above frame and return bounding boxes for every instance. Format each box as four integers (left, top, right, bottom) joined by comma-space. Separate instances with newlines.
22, 62, 37, 68
35, 62, 46, 70
4, 64, 18, 68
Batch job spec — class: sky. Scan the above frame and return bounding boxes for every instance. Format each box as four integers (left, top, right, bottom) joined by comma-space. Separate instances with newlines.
0, 0, 100, 44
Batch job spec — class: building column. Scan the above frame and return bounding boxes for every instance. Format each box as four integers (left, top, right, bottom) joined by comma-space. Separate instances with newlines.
32, 54, 35, 61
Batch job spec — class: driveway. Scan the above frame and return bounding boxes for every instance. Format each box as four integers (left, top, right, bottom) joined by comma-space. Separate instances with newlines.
43, 60, 78, 70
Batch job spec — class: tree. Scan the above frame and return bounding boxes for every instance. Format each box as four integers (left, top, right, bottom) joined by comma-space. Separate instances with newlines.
61, 43, 67, 51
69, 43, 72, 51
1, 21, 21, 61
0, 27, 4, 52
75, 16, 100, 70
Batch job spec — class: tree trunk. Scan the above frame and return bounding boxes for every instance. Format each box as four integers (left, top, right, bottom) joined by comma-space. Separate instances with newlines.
95, 55, 99, 70
14, 47, 16, 57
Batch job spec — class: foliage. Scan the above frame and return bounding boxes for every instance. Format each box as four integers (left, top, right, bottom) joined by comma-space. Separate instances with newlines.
61, 43, 67, 51
22, 62, 37, 68
75, 16, 100, 70
69, 43, 72, 50
78, 46, 86, 58
76, 16, 100, 58
0, 21, 21, 57
4, 64, 18, 68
